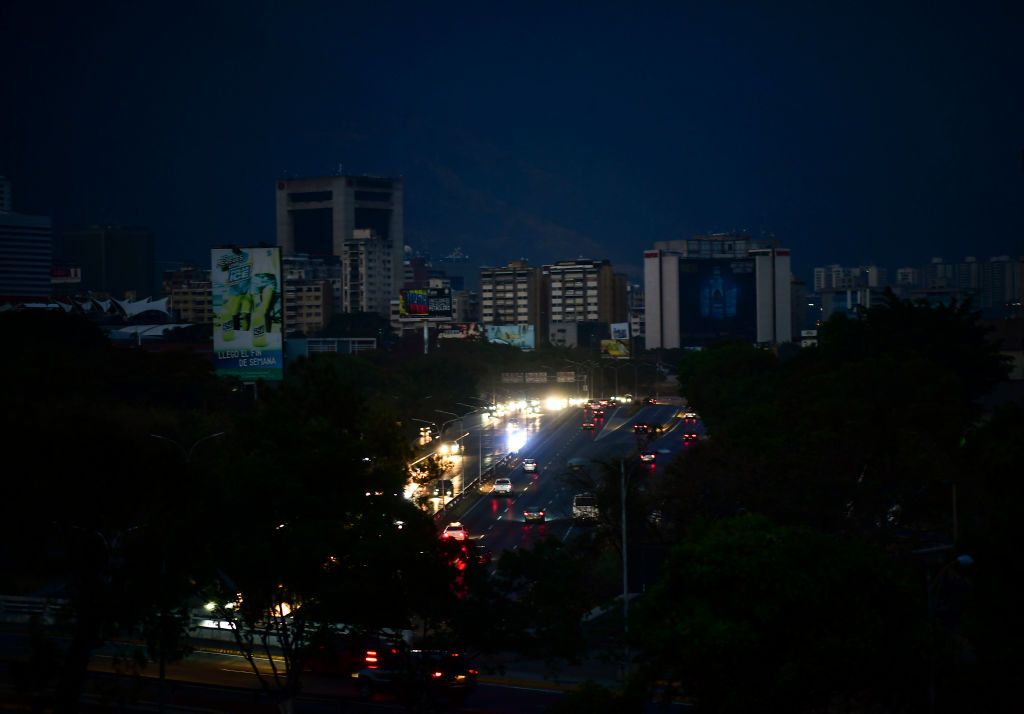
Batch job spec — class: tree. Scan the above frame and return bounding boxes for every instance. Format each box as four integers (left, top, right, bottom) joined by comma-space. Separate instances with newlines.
205, 355, 459, 712
0, 312, 230, 712
632, 515, 923, 713
665, 296, 1010, 540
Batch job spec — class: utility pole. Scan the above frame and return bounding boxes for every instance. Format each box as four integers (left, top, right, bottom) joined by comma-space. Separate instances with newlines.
621, 458, 629, 677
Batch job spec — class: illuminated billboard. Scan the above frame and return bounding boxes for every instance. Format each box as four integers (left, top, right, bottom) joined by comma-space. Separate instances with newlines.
486, 324, 536, 350
601, 339, 630, 359
212, 247, 284, 381
437, 322, 483, 339
678, 258, 757, 345
610, 322, 630, 340
399, 288, 453, 319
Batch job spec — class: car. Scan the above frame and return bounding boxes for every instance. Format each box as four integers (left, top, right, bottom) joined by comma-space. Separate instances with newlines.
522, 505, 545, 523
572, 493, 599, 522
682, 432, 699, 441
467, 542, 492, 566
593, 408, 606, 417
645, 397, 657, 405
682, 411, 698, 420
522, 458, 538, 473
441, 522, 468, 541
640, 451, 656, 463
432, 479, 454, 497
491, 477, 512, 495
581, 421, 596, 430
633, 423, 650, 433
352, 647, 478, 704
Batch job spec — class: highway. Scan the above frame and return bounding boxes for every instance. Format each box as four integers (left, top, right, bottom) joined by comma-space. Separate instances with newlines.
449, 402, 690, 560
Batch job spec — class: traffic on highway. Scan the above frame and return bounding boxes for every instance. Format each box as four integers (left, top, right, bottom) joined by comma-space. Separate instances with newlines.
434, 397, 702, 564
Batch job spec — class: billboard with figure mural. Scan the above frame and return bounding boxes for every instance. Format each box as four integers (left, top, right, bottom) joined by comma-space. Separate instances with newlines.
486, 324, 536, 350
212, 247, 284, 381
677, 258, 757, 345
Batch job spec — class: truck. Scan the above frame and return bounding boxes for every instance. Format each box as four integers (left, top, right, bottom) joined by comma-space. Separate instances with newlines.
572, 493, 599, 522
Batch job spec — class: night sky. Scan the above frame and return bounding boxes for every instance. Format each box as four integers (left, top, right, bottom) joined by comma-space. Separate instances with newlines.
2, 0, 1021, 283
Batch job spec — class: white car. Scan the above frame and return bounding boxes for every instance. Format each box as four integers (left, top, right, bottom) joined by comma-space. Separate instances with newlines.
492, 478, 513, 496
441, 522, 468, 541
522, 458, 538, 473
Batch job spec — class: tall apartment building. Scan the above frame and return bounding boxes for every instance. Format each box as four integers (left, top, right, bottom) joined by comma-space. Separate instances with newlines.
479, 260, 543, 332
57, 225, 156, 299
284, 254, 343, 314
283, 279, 333, 336
164, 265, 213, 323
813, 263, 888, 291
906, 256, 1023, 317
275, 174, 403, 318
0, 180, 52, 301
645, 234, 792, 348
628, 282, 645, 340
543, 259, 626, 325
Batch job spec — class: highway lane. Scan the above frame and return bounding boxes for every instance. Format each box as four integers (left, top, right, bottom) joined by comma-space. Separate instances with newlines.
452, 403, 686, 561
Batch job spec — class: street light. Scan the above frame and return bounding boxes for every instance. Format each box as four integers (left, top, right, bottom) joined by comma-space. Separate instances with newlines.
927, 553, 973, 714
434, 410, 463, 438
148, 431, 225, 714
562, 358, 597, 400
620, 458, 630, 678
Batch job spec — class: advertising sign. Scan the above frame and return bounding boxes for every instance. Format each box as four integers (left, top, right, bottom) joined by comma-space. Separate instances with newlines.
485, 324, 536, 350
601, 339, 631, 359
212, 247, 284, 381
399, 288, 453, 319
677, 258, 757, 345
610, 322, 630, 340
437, 322, 483, 339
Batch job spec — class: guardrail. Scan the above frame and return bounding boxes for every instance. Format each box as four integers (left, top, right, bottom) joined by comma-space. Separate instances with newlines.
0, 595, 70, 625
432, 451, 518, 522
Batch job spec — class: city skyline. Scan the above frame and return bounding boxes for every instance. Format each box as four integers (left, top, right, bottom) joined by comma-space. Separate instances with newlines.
2, 1, 1022, 284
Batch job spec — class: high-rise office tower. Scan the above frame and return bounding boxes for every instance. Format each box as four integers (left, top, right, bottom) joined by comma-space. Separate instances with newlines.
0, 178, 52, 302
57, 226, 156, 299
275, 174, 404, 318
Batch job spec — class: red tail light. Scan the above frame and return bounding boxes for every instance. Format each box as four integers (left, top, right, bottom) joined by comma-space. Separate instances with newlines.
468, 668, 478, 675
431, 671, 444, 678
365, 650, 378, 668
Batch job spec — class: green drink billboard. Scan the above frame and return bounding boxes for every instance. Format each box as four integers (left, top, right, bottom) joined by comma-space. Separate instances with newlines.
211, 247, 284, 381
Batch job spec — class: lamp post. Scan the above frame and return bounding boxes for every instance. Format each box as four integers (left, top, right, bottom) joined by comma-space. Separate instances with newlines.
927, 554, 973, 714
148, 431, 225, 714
620, 458, 630, 677
410, 417, 438, 446
562, 358, 596, 400
456, 403, 488, 481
